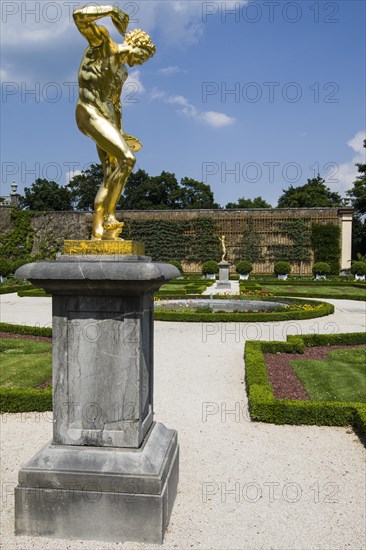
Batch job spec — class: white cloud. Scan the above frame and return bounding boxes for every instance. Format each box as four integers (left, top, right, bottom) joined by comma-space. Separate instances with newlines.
153, 90, 235, 128
126, 69, 145, 93
199, 111, 235, 128
159, 66, 187, 75
1, 1, 249, 47
122, 69, 145, 107
348, 131, 365, 155
326, 131, 365, 194
167, 95, 191, 107
65, 170, 82, 183
1, 11, 72, 46
150, 87, 166, 101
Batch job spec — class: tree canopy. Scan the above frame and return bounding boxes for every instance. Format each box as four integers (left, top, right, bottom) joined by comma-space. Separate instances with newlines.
226, 196, 271, 209
277, 176, 342, 208
119, 170, 219, 210
347, 139, 366, 258
67, 164, 103, 211
19, 179, 73, 211
347, 139, 366, 214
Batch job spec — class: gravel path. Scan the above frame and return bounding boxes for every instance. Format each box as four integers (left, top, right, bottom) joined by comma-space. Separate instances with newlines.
0, 294, 365, 550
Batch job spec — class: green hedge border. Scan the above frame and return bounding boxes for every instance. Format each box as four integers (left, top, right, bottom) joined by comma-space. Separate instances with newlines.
266, 291, 366, 301
0, 325, 53, 413
240, 281, 366, 301
0, 284, 31, 295
244, 332, 366, 435
154, 299, 334, 322
0, 388, 52, 413
17, 289, 51, 297
0, 322, 52, 337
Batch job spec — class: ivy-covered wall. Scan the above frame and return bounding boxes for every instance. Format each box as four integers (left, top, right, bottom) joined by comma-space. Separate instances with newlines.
311, 223, 341, 274
0, 206, 348, 274
124, 218, 221, 263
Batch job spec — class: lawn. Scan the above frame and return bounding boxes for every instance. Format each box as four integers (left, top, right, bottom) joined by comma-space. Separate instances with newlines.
0, 339, 52, 389
290, 348, 366, 403
262, 284, 366, 299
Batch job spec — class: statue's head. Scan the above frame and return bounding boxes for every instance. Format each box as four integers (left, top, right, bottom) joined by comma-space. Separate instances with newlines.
124, 29, 156, 66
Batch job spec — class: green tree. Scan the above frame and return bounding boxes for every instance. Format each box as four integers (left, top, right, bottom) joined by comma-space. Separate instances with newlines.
347, 139, 366, 214
146, 171, 182, 209
226, 196, 271, 209
351, 216, 366, 259
19, 179, 73, 211
277, 176, 342, 208
119, 170, 180, 209
120, 170, 218, 210
347, 138, 366, 258
67, 164, 103, 211
178, 177, 219, 209
66, 164, 219, 211
118, 169, 151, 209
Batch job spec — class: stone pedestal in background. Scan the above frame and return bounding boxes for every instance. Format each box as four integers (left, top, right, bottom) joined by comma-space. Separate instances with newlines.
14, 254, 179, 544
216, 260, 231, 290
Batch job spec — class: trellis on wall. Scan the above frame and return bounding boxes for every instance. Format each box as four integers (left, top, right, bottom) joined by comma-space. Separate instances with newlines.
0, 207, 347, 275
121, 208, 343, 275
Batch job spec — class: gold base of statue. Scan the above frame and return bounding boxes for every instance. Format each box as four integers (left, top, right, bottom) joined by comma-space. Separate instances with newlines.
63, 240, 145, 255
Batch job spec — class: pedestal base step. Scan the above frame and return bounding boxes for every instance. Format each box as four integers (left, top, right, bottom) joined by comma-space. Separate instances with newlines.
15, 422, 178, 544
216, 282, 232, 289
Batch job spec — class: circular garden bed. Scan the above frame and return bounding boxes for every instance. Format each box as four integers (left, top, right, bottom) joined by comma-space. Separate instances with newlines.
154, 297, 334, 322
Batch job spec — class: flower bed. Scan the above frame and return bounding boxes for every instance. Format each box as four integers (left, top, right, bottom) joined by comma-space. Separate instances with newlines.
245, 332, 366, 436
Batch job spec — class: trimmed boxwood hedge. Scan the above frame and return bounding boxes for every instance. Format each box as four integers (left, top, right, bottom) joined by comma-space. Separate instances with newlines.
0, 322, 52, 337
0, 388, 52, 413
241, 280, 366, 287
154, 300, 334, 322
17, 288, 51, 297
245, 332, 366, 435
0, 284, 32, 295
267, 291, 366, 301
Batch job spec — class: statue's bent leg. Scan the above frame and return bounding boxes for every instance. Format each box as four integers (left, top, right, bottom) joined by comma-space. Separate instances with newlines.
76, 103, 135, 238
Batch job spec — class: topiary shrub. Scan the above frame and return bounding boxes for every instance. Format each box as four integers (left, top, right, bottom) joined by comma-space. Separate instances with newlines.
202, 260, 219, 275
0, 257, 13, 277
236, 260, 253, 275
169, 260, 183, 273
312, 262, 331, 276
350, 261, 366, 276
274, 262, 291, 276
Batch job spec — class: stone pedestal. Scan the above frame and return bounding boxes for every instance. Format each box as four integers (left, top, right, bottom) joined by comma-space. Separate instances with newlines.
14, 254, 179, 544
216, 261, 231, 290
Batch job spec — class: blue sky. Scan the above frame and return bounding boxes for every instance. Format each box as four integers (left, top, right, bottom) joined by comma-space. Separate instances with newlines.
1, 0, 365, 207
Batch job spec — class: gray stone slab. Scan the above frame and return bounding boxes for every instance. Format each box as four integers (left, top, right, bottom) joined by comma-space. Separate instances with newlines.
15, 422, 179, 544
14, 256, 179, 542
218, 261, 231, 287
15, 257, 180, 296
216, 282, 232, 289
52, 293, 154, 448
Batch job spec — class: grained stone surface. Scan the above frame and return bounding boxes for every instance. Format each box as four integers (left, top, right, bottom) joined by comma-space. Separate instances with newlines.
15, 423, 179, 543
217, 261, 231, 290
52, 293, 154, 448
14, 256, 179, 543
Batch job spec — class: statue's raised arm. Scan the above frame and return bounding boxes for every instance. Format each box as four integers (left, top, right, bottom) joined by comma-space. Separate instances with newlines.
73, 5, 129, 46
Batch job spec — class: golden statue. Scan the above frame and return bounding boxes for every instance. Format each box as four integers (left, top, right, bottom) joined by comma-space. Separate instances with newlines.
219, 235, 227, 261
73, 5, 156, 240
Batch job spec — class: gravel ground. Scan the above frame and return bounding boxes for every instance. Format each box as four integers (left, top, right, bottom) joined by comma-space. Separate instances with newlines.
0, 294, 365, 550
